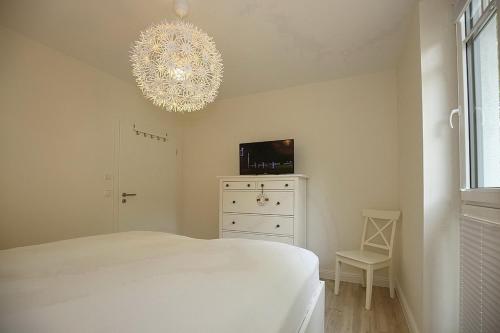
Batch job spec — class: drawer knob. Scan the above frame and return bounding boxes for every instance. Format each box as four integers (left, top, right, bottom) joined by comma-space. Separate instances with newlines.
232, 221, 236, 225
247, 184, 251, 187
261, 184, 264, 187
225, 184, 229, 187
265, 198, 269, 202
276, 201, 281, 205
276, 224, 280, 228
232, 200, 236, 204
285, 183, 289, 187
256, 198, 261, 202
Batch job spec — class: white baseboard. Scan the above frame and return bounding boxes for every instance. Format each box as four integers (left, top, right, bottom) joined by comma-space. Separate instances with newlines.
319, 268, 389, 288
395, 280, 420, 333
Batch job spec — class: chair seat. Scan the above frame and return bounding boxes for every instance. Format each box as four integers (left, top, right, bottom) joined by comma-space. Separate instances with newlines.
336, 250, 390, 265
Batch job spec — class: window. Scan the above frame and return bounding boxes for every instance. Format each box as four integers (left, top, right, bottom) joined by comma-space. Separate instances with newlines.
457, 5, 500, 332
459, 0, 500, 189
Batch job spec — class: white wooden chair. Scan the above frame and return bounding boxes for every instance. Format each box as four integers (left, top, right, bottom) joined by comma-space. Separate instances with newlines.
334, 209, 401, 310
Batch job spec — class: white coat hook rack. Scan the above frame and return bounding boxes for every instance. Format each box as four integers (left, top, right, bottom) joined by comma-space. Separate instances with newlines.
133, 124, 168, 142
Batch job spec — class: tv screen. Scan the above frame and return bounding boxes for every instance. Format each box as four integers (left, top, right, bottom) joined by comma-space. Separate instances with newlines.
239, 139, 294, 175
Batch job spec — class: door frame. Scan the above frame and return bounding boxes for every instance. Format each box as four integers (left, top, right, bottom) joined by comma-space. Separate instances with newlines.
112, 120, 121, 232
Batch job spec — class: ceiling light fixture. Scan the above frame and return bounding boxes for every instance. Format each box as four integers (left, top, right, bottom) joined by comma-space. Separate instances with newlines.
130, 0, 223, 112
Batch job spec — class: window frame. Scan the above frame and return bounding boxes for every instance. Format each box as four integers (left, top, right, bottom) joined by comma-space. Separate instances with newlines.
456, 0, 500, 207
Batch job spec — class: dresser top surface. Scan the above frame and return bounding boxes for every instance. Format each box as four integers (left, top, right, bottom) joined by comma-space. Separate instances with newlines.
217, 174, 308, 179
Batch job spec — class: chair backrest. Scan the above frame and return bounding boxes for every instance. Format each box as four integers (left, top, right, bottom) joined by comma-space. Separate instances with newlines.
360, 209, 401, 258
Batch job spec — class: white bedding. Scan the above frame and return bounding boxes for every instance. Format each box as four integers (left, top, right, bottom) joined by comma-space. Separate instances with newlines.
0, 231, 320, 333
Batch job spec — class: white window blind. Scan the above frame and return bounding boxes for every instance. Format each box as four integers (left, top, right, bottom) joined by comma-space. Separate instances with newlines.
460, 213, 500, 333
482, 221, 500, 331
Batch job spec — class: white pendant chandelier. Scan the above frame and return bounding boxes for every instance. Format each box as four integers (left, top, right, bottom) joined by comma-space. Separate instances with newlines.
131, 0, 223, 112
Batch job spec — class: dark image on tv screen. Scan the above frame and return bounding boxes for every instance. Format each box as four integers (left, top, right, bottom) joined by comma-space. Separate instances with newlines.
239, 139, 294, 175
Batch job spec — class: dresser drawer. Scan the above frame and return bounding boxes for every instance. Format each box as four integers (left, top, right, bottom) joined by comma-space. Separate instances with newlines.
222, 231, 293, 245
222, 214, 293, 236
222, 181, 255, 190
256, 180, 294, 190
223, 191, 294, 215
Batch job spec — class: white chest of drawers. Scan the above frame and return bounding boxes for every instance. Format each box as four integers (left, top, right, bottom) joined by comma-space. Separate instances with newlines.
218, 175, 308, 247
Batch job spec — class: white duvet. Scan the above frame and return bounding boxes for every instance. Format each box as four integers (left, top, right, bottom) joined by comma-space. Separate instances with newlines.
0, 231, 320, 333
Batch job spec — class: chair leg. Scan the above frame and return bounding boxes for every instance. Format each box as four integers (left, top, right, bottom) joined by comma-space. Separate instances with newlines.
389, 263, 395, 298
361, 269, 366, 287
334, 258, 341, 295
365, 266, 373, 310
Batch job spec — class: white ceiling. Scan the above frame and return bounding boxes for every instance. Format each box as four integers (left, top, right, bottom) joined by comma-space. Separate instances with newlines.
0, 0, 416, 99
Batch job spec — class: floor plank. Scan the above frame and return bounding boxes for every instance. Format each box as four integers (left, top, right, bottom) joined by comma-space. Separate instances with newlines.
324, 280, 409, 333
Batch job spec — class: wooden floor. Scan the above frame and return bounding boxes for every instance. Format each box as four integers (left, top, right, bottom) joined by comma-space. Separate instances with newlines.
324, 280, 409, 333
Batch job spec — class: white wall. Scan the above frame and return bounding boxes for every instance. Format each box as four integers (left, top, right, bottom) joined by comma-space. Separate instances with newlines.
179, 70, 400, 279
0, 26, 181, 249
396, 5, 424, 332
419, 0, 460, 332
395, 2, 460, 332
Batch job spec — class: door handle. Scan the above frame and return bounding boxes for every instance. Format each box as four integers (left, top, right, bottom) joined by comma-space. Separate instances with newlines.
122, 193, 137, 197
449, 108, 460, 129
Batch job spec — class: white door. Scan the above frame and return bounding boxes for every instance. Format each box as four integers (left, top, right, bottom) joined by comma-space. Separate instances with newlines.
118, 122, 176, 232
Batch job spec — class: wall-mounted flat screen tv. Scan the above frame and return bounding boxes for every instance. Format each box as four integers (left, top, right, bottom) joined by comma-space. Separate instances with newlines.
239, 139, 294, 175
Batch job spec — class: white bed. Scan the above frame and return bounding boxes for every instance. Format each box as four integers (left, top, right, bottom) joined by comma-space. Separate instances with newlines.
0, 231, 324, 333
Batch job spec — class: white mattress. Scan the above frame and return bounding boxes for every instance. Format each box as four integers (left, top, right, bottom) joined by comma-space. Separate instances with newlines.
0, 231, 320, 333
